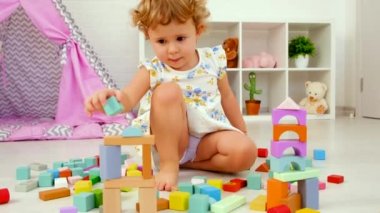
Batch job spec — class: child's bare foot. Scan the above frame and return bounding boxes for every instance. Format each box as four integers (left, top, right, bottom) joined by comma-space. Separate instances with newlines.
156, 161, 179, 191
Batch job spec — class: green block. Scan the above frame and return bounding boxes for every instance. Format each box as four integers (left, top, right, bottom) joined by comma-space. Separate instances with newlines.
16, 166, 31, 180
121, 153, 128, 164
189, 194, 209, 213
273, 167, 320, 182
178, 182, 194, 194
89, 168, 100, 179
63, 162, 75, 169
247, 172, 262, 190
211, 195, 246, 213
73, 192, 95, 212
306, 157, 313, 167
103, 96, 124, 116
91, 176, 101, 185
93, 189, 103, 208
74, 161, 85, 168
84, 157, 96, 168
53, 161, 63, 169
71, 167, 84, 177
38, 172, 53, 187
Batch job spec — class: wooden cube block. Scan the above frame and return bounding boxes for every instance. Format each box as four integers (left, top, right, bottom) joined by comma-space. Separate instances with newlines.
169, 191, 190, 211
327, 174, 344, 184
74, 180, 92, 194
39, 187, 70, 201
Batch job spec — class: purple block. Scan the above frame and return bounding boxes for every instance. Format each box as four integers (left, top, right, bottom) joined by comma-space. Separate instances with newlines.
298, 177, 319, 209
100, 145, 121, 180
272, 108, 307, 125
60, 206, 78, 213
271, 139, 307, 158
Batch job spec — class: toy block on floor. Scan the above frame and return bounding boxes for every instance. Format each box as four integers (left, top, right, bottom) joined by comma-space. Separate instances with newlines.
71, 167, 84, 177
222, 182, 240, 192
38, 172, 54, 187
230, 178, 247, 188
138, 187, 157, 213
169, 191, 190, 211
54, 177, 69, 188
126, 170, 142, 177
255, 162, 270, 172
267, 204, 291, 213
60, 206, 77, 213
103, 96, 124, 116
74, 180, 92, 194
318, 181, 326, 190
136, 197, 169, 212
207, 179, 223, 189
247, 172, 262, 190
327, 174, 344, 184
270, 155, 307, 173
189, 194, 209, 213
298, 177, 319, 209
178, 182, 194, 194
313, 149, 326, 160
16, 166, 31, 180
84, 157, 97, 168
272, 108, 306, 126
258, 148, 269, 158
39, 187, 71, 201
200, 186, 221, 201
0, 188, 10, 204
53, 161, 64, 169
90, 176, 101, 185
271, 139, 307, 158
73, 192, 95, 212
280, 193, 301, 212
68, 176, 82, 185
29, 162, 48, 171
15, 179, 38, 192
93, 189, 103, 208
191, 176, 207, 185
211, 194, 246, 213
249, 194, 267, 211
273, 124, 307, 142
59, 169, 72, 178
122, 126, 143, 137
296, 208, 320, 213
99, 145, 121, 180
89, 168, 100, 178
273, 167, 320, 182
267, 178, 289, 209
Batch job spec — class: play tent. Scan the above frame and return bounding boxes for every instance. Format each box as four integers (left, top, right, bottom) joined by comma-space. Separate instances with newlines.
0, 0, 133, 141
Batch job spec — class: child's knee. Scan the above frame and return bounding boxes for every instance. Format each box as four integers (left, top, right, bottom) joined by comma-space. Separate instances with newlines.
151, 82, 182, 105
231, 141, 257, 171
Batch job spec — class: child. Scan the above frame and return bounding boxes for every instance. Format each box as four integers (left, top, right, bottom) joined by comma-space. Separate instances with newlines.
85, 0, 257, 191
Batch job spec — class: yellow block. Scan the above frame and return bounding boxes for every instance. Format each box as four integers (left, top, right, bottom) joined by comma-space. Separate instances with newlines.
127, 163, 138, 171
249, 194, 267, 211
169, 191, 190, 211
207, 179, 223, 189
121, 187, 133, 192
74, 180, 92, 194
296, 208, 320, 213
127, 170, 142, 177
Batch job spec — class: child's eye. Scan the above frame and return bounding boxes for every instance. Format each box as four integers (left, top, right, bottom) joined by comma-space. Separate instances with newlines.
177, 36, 186, 42
157, 39, 166, 44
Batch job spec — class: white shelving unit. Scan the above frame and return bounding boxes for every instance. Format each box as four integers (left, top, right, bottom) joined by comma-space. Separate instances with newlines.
139, 21, 335, 121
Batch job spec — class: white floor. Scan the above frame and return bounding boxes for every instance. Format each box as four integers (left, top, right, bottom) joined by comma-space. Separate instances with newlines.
0, 116, 380, 213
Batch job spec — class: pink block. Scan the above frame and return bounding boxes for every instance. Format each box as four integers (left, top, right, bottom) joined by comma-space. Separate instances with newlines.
270, 140, 307, 158
319, 181, 326, 190
272, 108, 307, 125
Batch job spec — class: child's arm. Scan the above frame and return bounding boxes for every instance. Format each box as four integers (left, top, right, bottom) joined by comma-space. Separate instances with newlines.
85, 67, 150, 116
218, 75, 247, 134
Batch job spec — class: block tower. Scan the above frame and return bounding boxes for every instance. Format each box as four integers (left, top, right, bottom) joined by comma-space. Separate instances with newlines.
100, 128, 157, 213
267, 97, 320, 212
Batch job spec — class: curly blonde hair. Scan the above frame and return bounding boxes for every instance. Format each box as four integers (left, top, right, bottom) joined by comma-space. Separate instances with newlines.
132, 0, 210, 37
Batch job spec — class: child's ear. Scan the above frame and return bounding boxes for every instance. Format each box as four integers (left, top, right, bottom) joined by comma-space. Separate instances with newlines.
196, 23, 206, 36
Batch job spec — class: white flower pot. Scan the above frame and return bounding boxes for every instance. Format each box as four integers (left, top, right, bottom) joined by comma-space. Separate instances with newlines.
295, 55, 309, 68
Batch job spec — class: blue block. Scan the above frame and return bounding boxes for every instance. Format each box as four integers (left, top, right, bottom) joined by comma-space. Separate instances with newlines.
48, 169, 60, 179
194, 183, 209, 194
178, 182, 194, 194
16, 166, 31, 180
200, 186, 221, 201
247, 172, 262, 190
189, 194, 209, 213
298, 177, 319, 209
100, 145, 121, 180
38, 172, 54, 187
122, 126, 144, 137
103, 96, 124, 116
73, 192, 95, 212
313, 149, 326, 160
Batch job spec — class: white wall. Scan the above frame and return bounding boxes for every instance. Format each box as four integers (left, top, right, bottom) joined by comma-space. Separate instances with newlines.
64, 0, 357, 109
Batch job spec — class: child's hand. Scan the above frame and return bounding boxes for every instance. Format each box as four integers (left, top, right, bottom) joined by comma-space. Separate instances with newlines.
85, 89, 125, 116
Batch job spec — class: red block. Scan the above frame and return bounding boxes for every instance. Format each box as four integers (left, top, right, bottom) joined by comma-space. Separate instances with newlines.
222, 182, 241, 192
230, 178, 247, 188
59, 169, 72, 178
0, 188, 10, 204
327, 175, 344, 184
267, 204, 291, 213
83, 176, 90, 180
258, 148, 268, 158
95, 155, 100, 166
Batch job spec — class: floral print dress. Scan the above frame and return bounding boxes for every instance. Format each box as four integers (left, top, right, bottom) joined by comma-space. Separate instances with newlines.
131, 45, 239, 138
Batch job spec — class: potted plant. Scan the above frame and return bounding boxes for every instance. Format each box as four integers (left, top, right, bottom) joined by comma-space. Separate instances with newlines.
244, 72, 262, 115
289, 35, 316, 68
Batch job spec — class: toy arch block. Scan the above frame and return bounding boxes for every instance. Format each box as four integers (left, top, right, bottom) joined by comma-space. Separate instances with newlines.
273, 124, 307, 142
272, 108, 307, 125
270, 155, 307, 173
270, 140, 307, 158
102, 135, 156, 213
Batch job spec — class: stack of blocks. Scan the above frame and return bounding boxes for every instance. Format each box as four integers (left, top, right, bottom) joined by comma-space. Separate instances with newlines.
100, 126, 157, 213
267, 98, 320, 212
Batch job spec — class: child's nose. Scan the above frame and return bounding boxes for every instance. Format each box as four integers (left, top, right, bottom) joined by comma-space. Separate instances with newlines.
168, 42, 179, 54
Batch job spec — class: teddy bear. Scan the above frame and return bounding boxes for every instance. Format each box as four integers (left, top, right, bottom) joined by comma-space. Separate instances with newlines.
299, 81, 328, 114
222, 37, 238, 68
243, 52, 276, 68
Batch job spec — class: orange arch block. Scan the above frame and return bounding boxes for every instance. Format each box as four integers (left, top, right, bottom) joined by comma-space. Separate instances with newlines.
273, 124, 307, 142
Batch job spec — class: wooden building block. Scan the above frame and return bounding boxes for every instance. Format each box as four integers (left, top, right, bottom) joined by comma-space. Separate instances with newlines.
249, 194, 267, 211
178, 182, 194, 194
255, 162, 270, 172
258, 148, 269, 158
59, 206, 78, 213
142, 144, 152, 179
280, 193, 301, 212
267, 204, 291, 213
270, 155, 307, 173
200, 186, 221, 201
189, 194, 209, 213
298, 177, 319, 209
0, 188, 10, 204
169, 191, 190, 211
39, 187, 70, 201
207, 179, 223, 189
272, 107, 306, 125
73, 192, 95, 212
138, 187, 157, 213
103, 96, 124, 116
100, 145, 121, 181
296, 208, 320, 213
54, 177, 69, 188
93, 189, 103, 208
29, 162, 48, 171
271, 139, 307, 158
126, 170, 142, 177
222, 182, 241, 192
230, 178, 247, 188
16, 166, 31, 180
313, 149, 326, 160
104, 135, 154, 146
104, 176, 155, 188
38, 172, 54, 187
211, 195, 246, 213
273, 168, 319, 182
191, 176, 207, 185
15, 179, 38, 192
136, 197, 169, 212
267, 178, 289, 209
273, 124, 307, 142
327, 174, 344, 184
74, 180, 92, 194
103, 188, 121, 213
247, 172, 262, 190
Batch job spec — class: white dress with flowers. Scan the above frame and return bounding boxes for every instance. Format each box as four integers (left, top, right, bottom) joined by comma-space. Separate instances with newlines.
131, 45, 239, 138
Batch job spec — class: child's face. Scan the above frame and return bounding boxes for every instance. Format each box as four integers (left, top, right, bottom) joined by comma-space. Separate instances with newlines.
147, 19, 200, 71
